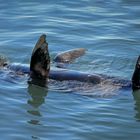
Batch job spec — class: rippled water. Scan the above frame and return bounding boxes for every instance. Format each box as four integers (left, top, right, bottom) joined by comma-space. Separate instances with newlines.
0, 0, 140, 139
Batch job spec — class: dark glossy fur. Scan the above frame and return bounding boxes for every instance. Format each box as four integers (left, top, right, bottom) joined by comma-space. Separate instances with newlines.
132, 56, 140, 90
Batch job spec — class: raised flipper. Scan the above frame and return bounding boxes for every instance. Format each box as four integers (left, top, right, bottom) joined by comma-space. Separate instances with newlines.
54, 48, 86, 63
29, 34, 50, 86
32, 34, 47, 55
132, 56, 140, 90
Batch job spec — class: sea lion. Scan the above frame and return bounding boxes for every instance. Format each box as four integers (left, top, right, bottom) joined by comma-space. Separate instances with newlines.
0, 34, 140, 90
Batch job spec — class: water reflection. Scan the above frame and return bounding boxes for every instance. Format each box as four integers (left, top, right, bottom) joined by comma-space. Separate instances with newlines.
132, 90, 140, 121
27, 84, 48, 125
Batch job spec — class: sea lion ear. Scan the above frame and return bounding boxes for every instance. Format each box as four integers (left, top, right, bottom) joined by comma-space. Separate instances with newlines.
29, 34, 50, 84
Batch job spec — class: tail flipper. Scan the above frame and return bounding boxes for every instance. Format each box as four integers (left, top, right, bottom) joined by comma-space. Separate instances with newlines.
132, 56, 140, 90
29, 34, 50, 86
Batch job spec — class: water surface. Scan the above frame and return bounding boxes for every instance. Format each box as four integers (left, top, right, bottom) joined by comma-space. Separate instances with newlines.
0, 0, 140, 139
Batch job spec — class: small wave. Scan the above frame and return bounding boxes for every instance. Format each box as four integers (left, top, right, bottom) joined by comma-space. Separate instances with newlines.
49, 79, 121, 97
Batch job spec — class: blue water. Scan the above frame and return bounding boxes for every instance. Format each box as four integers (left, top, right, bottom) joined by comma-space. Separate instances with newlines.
0, 0, 140, 139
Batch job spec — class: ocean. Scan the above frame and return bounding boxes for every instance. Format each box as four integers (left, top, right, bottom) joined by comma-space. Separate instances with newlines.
0, 0, 140, 139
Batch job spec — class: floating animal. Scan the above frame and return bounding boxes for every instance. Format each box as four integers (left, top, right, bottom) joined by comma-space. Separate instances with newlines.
0, 34, 139, 91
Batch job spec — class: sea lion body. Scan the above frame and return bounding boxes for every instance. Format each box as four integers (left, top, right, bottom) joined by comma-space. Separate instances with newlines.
8, 63, 131, 89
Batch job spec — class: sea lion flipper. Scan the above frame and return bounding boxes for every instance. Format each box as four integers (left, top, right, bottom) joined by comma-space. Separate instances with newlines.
29, 34, 50, 86
132, 55, 140, 90
32, 34, 47, 55
54, 48, 86, 63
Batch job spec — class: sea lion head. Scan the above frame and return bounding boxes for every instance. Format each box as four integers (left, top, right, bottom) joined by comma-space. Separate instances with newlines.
0, 55, 8, 67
